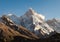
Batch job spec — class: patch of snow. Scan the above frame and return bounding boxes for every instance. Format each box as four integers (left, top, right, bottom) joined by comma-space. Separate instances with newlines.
8, 14, 13, 16
7, 14, 21, 25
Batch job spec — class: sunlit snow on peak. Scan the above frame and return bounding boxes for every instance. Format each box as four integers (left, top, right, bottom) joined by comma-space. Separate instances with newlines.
8, 14, 13, 16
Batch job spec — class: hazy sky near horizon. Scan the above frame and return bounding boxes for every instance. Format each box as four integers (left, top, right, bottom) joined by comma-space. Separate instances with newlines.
0, 0, 60, 19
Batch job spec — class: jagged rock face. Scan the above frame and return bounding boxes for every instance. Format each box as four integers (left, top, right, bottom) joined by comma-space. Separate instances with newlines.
20, 8, 55, 38
47, 18, 60, 33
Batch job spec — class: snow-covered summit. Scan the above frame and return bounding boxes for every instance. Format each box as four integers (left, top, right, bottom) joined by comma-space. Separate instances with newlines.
24, 8, 45, 20
7, 14, 13, 16
1, 8, 55, 38
20, 8, 54, 38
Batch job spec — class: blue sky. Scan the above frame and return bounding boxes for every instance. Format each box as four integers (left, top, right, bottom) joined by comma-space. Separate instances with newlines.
0, 0, 60, 19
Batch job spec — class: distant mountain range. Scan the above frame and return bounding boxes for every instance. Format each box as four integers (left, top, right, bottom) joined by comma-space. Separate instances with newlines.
0, 8, 60, 42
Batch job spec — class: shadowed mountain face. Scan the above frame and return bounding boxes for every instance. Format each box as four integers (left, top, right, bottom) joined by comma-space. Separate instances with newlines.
0, 9, 60, 42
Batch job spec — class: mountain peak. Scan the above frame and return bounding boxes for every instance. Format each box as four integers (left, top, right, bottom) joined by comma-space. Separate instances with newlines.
8, 14, 13, 16
29, 8, 34, 13
25, 8, 35, 15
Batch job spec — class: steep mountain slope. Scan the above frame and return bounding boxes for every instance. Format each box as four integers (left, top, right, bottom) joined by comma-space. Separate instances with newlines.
0, 8, 60, 42
1, 8, 55, 38
47, 18, 60, 33
0, 20, 60, 42
19, 8, 55, 38
2, 14, 21, 25
0, 16, 39, 42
